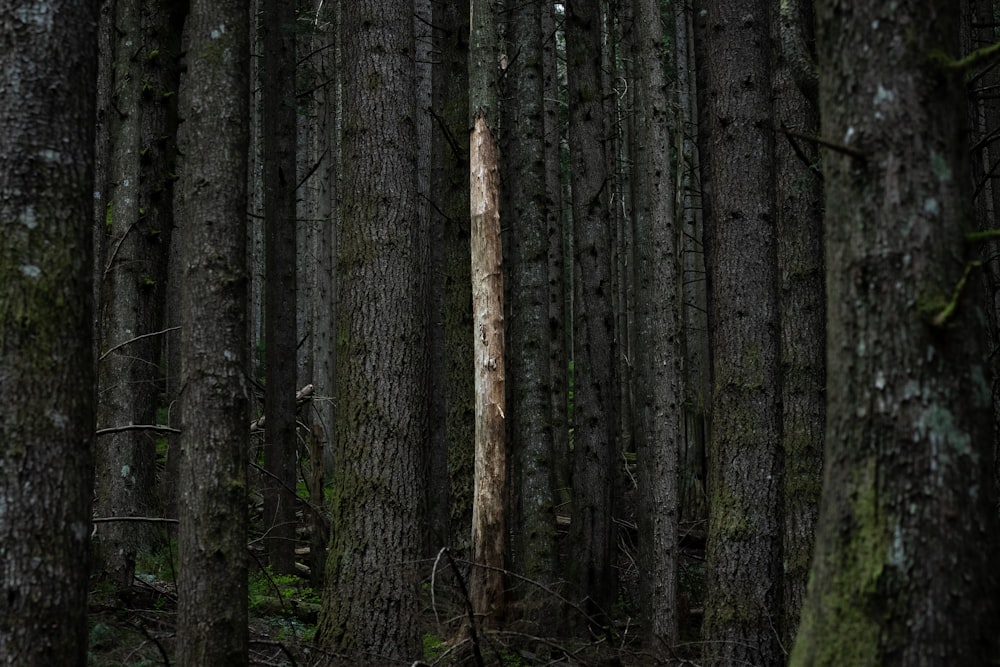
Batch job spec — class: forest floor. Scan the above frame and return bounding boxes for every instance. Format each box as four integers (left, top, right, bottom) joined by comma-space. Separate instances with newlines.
85, 523, 706, 667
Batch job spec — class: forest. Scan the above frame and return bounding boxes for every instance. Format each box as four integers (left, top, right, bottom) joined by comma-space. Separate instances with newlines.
2, 0, 999, 665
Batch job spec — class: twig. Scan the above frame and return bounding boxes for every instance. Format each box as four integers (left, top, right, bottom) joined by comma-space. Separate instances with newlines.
248, 640, 298, 667
93, 516, 179, 524
442, 548, 486, 667
100, 326, 181, 361
775, 124, 866, 159
124, 619, 170, 666
96, 424, 180, 436
431, 547, 446, 626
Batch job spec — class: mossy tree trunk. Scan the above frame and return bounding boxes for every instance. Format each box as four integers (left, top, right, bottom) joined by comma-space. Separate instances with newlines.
315, 0, 428, 660
699, 1, 784, 664
791, 1, 1000, 664
0, 1, 98, 663
174, 0, 252, 663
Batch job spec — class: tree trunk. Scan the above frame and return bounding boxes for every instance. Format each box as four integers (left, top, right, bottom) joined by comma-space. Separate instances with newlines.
543, 0, 571, 543
771, 0, 824, 649
505, 0, 559, 605
261, 0, 299, 577
433, 0, 475, 555
630, 0, 681, 652
304, 0, 336, 590
0, 2, 98, 662
467, 0, 507, 627
314, 0, 428, 660
699, 1, 784, 664
174, 0, 252, 663
95, 0, 180, 588
791, 2, 1000, 664
565, 0, 619, 627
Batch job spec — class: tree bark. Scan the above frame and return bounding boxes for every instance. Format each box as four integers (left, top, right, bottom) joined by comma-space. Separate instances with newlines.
565, 0, 619, 626
771, 0, 824, 649
261, 0, 299, 577
0, 2, 98, 663
428, 0, 474, 556
468, 0, 507, 627
699, 1, 784, 664
315, 0, 427, 660
175, 0, 252, 663
505, 0, 559, 604
95, 0, 180, 588
791, 2, 1000, 664
630, 0, 681, 652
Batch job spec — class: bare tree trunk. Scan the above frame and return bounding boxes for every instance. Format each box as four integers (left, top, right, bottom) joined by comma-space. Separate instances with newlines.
468, 0, 507, 625
175, 0, 251, 662
0, 1, 98, 662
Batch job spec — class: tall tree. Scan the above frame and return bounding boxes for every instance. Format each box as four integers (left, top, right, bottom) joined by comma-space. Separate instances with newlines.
543, 0, 571, 533
772, 0, 824, 649
630, 0, 681, 652
314, 0, 428, 660
174, 0, 252, 662
468, 0, 507, 626
565, 0, 619, 625
504, 0, 559, 608
261, 0, 299, 576
429, 0, 475, 554
0, 1, 98, 662
95, 0, 153, 587
94, 0, 180, 588
699, 1, 784, 664
791, 2, 1000, 664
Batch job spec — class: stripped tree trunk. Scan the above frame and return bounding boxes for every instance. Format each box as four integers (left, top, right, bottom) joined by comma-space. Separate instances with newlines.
468, 0, 506, 626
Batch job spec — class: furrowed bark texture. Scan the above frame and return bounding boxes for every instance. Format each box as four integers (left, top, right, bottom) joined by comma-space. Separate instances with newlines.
565, 0, 619, 624
315, 0, 427, 661
771, 0, 825, 649
505, 0, 558, 596
95, 0, 179, 587
700, 1, 784, 664
791, 2, 1000, 664
175, 0, 251, 663
0, 1, 98, 663
432, 0, 474, 554
631, 0, 681, 651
